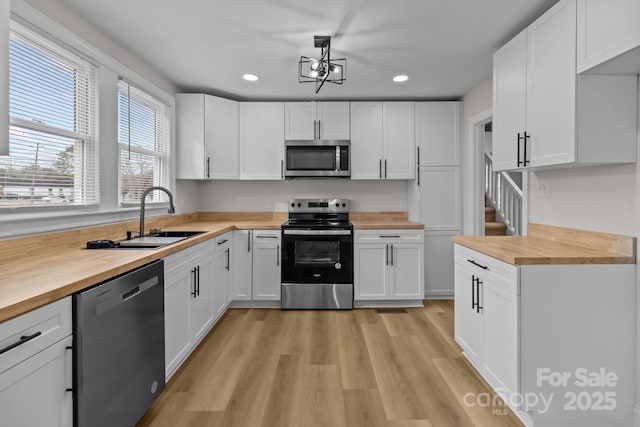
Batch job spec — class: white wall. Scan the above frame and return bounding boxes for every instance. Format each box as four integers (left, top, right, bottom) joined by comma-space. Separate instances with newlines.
461, 78, 493, 234
194, 180, 409, 212
528, 82, 640, 401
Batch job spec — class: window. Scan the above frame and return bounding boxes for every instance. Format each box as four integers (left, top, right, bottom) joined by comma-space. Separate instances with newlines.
117, 80, 169, 206
0, 23, 98, 208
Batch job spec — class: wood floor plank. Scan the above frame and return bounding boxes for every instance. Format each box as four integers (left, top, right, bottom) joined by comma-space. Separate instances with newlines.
139, 303, 524, 427
336, 311, 378, 390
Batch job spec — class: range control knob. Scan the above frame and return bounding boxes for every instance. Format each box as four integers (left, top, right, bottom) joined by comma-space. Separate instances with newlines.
291, 203, 295, 207
342, 203, 346, 207
297, 203, 302, 207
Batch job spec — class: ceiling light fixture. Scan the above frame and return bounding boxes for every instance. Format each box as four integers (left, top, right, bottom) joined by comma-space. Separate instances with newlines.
393, 75, 409, 83
298, 36, 346, 94
243, 74, 259, 82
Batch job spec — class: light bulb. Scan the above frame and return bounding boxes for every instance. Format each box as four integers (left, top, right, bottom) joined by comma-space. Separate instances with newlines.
310, 70, 318, 78
310, 61, 319, 70
330, 64, 340, 74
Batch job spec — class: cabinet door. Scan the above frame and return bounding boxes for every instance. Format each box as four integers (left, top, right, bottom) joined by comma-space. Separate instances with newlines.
350, 102, 384, 179
424, 231, 459, 298
483, 279, 519, 397
418, 167, 461, 230
383, 102, 415, 179
176, 94, 206, 179
526, 0, 576, 168
317, 102, 350, 139
205, 96, 239, 179
252, 243, 281, 300
284, 102, 315, 140
492, 30, 527, 172
389, 243, 423, 299
232, 230, 253, 300
164, 267, 193, 377
0, 335, 72, 427
577, 0, 640, 73
213, 249, 228, 319
354, 244, 389, 299
454, 263, 484, 362
240, 102, 285, 180
191, 255, 215, 342
415, 102, 461, 166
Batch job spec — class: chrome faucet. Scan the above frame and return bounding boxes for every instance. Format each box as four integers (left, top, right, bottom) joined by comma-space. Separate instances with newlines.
139, 186, 175, 237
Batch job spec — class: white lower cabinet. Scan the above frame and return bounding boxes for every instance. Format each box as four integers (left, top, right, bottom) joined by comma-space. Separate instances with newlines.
252, 230, 281, 301
232, 230, 253, 300
164, 240, 216, 379
0, 297, 72, 427
354, 230, 424, 303
454, 244, 635, 426
213, 232, 232, 318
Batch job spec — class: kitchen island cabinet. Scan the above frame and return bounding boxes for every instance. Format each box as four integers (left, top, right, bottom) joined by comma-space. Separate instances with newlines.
453, 225, 635, 427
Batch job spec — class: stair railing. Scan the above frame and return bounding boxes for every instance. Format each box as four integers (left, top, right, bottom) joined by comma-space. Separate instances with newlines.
484, 153, 523, 236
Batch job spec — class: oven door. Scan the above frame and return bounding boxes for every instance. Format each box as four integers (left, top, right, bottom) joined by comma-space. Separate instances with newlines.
281, 229, 353, 284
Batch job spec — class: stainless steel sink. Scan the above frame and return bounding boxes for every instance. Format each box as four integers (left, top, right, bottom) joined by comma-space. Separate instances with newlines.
86, 231, 207, 250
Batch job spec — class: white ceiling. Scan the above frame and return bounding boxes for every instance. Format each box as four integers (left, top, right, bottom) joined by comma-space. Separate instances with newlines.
61, 0, 558, 100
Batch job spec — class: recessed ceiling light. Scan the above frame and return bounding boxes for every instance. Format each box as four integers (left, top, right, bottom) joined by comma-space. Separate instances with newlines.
243, 74, 258, 82
393, 75, 409, 83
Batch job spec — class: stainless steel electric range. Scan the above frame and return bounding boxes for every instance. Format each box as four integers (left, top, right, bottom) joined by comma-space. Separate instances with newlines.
281, 198, 353, 310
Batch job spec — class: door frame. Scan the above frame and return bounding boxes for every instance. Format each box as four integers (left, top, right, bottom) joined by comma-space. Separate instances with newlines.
467, 108, 528, 236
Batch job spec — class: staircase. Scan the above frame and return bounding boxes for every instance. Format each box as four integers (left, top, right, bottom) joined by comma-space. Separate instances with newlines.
485, 204, 507, 236
484, 153, 523, 236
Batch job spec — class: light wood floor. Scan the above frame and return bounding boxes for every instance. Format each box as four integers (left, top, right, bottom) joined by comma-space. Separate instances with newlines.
138, 300, 523, 427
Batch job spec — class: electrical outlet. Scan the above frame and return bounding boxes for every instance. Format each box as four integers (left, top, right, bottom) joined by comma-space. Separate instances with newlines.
266, 199, 272, 209
400, 199, 407, 210
537, 180, 550, 197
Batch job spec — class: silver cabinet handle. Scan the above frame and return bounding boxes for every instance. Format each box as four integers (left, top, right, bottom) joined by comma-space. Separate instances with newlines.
378, 235, 401, 238
225, 248, 230, 271
256, 235, 278, 239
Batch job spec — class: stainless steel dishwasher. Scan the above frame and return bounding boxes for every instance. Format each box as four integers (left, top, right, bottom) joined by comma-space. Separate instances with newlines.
73, 260, 165, 427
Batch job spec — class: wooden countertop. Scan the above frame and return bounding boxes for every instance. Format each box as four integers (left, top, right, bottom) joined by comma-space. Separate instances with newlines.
0, 211, 423, 322
452, 223, 636, 266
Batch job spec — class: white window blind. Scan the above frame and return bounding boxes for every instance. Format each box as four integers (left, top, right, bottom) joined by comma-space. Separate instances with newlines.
0, 23, 98, 208
118, 80, 169, 206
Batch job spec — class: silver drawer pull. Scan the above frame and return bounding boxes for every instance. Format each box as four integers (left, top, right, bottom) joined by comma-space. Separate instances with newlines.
256, 235, 278, 239
0, 331, 42, 356
378, 235, 401, 238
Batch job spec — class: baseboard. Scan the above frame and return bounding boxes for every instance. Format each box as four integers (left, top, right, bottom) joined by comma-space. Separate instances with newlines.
228, 300, 281, 309
634, 403, 640, 427
425, 290, 454, 299
354, 300, 424, 308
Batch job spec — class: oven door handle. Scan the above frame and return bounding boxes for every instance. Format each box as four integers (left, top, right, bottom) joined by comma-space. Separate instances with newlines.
283, 229, 352, 236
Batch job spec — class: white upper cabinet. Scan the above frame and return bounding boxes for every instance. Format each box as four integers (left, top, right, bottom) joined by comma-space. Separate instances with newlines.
240, 102, 285, 180
350, 102, 384, 179
284, 102, 350, 140
0, 1, 8, 156
176, 94, 239, 180
351, 102, 415, 180
383, 102, 415, 179
492, 0, 637, 171
577, 0, 640, 73
415, 102, 461, 166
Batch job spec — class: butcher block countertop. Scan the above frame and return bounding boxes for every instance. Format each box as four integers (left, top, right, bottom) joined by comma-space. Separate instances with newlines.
0, 211, 421, 322
453, 223, 636, 266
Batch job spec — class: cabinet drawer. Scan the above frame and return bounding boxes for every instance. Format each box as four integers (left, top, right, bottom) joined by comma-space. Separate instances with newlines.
0, 297, 72, 374
454, 245, 518, 294
355, 229, 424, 244
253, 230, 281, 243
215, 232, 232, 250
164, 239, 215, 273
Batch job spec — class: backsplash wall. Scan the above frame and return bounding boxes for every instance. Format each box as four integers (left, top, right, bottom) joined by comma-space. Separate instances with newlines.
194, 180, 409, 212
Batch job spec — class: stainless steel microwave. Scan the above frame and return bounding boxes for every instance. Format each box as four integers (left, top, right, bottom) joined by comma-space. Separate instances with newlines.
285, 140, 350, 178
